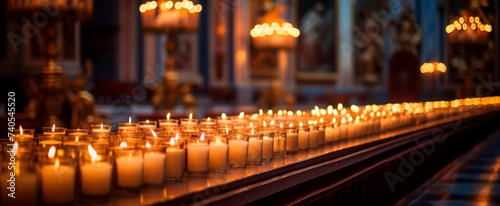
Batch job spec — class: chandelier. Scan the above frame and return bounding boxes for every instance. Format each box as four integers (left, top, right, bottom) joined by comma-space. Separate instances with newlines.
140, 0, 202, 32
250, 21, 300, 50
420, 62, 447, 74
446, 15, 492, 45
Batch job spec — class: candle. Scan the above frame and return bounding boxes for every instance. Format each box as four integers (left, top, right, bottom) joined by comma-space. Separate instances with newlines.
139, 120, 157, 130
208, 137, 228, 172
247, 137, 263, 164
159, 114, 178, 128
80, 145, 112, 196
187, 133, 209, 175
41, 147, 76, 204
228, 135, 248, 167
115, 145, 144, 188
262, 136, 273, 160
91, 123, 111, 133
43, 124, 66, 135
286, 125, 298, 153
298, 123, 309, 150
166, 138, 184, 180
14, 126, 34, 139
308, 126, 318, 149
325, 125, 334, 143
143, 142, 166, 185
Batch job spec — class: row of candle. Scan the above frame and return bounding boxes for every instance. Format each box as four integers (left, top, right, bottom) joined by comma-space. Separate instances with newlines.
2, 96, 499, 205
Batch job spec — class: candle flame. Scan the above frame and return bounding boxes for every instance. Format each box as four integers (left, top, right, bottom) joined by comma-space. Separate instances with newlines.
88, 145, 98, 162
341, 109, 347, 115
341, 117, 346, 124
263, 136, 268, 140
101, 123, 103, 131
268, 110, 273, 116
251, 114, 258, 119
314, 120, 317, 125
221, 113, 226, 119
332, 118, 336, 123
215, 138, 222, 144
299, 122, 303, 127
167, 113, 170, 120
250, 122, 253, 128
146, 142, 151, 148
308, 120, 313, 125
320, 118, 324, 123
52, 124, 55, 133
288, 111, 293, 116
170, 138, 175, 146
75, 136, 79, 142
48, 146, 56, 158
239, 112, 244, 119
351, 105, 359, 113
189, 113, 193, 119
297, 110, 302, 116
19, 126, 23, 135
337, 103, 343, 110
200, 132, 205, 141
129, 116, 131, 123
175, 133, 179, 140
270, 120, 275, 125
120, 142, 127, 148
226, 125, 229, 135
251, 127, 254, 135
146, 119, 149, 123
327, 105, 333, 114
151, 129, 157, 138
334, 109, 338, 115
207, 117, 211, 121
278, 110, 283, 115
280, 123, 283, 128
259, 109, 263, 115
289, 123, 294, 127
263, 121, 267, 127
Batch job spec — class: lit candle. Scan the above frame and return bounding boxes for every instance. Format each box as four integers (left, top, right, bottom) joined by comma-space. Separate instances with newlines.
298, 122, 309, 150
91, 123, 111, 133
187, 133, 210, 175
262, 136, 273, 160
325, 118, 335, 143
208, 136, 228, 172
143, 141, 166, 185
41, 146, 76, 204
217, 113, 233, 125
247, 128, 263, 164
115, 143, 144, 188
159, 113, 178, 128
80, 145, 112, 196
308, 121, 318, 148
317, 119, 325, 146
228, 135, 248, 167
166, 137, 184, 180
286, 124, 298, 153
139, 119, 157, 129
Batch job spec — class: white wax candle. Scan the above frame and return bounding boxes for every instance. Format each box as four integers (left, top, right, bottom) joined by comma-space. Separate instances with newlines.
80, 162, 112, 195
286, 133, 298, 151
143, 152, 166, 184
209, 143, 228, 170
187, 143, 209, 172
318, 127, 325, 145
262, 137, 273, 158
247, 139, 262, 162
309, 130, 318, 148
298, 131, 309, 150
41, 164, 75, 204
1, 172, 37, 205
273, 137, 286, 153
228, 140, 248, 165
325, 127, 334, 143
165, 148, 184, 178
116, 156, 144, 188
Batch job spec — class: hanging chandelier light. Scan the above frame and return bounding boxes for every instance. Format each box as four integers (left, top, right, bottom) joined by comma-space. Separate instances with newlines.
446, 14, 492, 46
